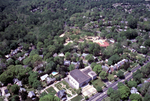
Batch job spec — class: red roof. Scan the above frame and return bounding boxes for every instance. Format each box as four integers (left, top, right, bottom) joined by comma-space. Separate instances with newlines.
97, 41, 109, 47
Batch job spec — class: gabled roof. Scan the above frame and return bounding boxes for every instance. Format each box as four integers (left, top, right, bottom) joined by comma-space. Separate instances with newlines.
57, 89, 66, 99
40, 74, 48, 81
28, 91, 35, 98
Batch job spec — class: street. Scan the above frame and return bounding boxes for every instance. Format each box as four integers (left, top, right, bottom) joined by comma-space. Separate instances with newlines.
88, 59, 150, 101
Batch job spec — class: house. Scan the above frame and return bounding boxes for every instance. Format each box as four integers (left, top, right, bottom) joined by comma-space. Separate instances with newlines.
16, 81, 22, 87
64, 60, 71, 66
13, 78, 19, 84
68, 67, 97, 89
130, 87, 139, 94
57, 89, 67, 101
144, 78, 150, 83
28, 91, 35, 98
102, 65, 110, 73
140, 46, 146, 49
1, 87, 10, 97
53, 53, 58, 57
46, 77, 56, 85
81, 53, 89, 59
58, 53, 64, 57
71, 61, 80, 69
40, 74, 48, 81
19, 88, 26, 93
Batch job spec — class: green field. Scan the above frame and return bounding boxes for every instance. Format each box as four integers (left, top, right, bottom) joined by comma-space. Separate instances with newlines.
46, 87, 56, 94
71, 95, 83, 101
92, 78, 104, 88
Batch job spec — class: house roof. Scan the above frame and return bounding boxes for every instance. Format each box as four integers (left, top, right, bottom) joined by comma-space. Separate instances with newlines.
19, 88, 26, 92
70, 69, 90, 84
16, 81, 22, 86
28, 91, 35, 98
130, 87, 139, 94
40, 74, 48, 81
64, 60, 71, 65
57, 89, 66, 99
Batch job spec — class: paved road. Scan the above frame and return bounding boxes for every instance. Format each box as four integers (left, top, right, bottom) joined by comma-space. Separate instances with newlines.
88, 59, 150, 101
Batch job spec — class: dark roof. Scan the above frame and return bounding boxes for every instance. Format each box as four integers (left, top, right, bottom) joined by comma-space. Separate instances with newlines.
57, 89, 66, 99
70, 69, 90, 84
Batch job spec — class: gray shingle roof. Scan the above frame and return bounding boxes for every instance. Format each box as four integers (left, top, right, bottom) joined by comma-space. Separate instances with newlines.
70, 69, 90, 84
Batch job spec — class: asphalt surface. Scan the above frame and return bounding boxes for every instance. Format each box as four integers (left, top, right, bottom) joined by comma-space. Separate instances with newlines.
88, 59, 150, 101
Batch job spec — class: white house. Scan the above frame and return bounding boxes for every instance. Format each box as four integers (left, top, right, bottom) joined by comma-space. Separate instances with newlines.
40, 74, 48, 81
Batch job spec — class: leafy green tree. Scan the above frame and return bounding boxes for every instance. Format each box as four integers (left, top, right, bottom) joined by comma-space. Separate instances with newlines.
96, 86, 103, 92
93, 65, 102, 74
11, 95, 20, 101
9, 84, 19, 95
91, 62, 97, 69
117, 82, 125, 89
117, 71, 124, 79
85, 54, 94, 63
65, 52, 71, 60
37, 42, 43, 49
129, 94, 142, 101
128, 18, 138, 29
107, 87, 114, 96
118, 86, 130, 100
127, 81, 137, 88
68, 64, 75, 71
143, 94, 150, 101
110, 90, 120, 101
144, 39, 150, 47
99, 71, 107, 80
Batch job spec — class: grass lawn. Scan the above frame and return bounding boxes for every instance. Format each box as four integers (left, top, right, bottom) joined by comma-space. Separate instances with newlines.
46, 87, 56, 94
102, 97, 110, 101
107, 74, 114, 81
71, 95, 83, 101
55, 80, 76, 95
26, 88, 35, 92
92, 78, 104, 88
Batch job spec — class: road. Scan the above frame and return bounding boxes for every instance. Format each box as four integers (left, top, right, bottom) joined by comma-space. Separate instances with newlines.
88, 59, 150, 101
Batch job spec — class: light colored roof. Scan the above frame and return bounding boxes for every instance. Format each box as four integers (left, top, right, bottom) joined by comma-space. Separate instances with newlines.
28, 91, 35, 98
130, 87, 139, 94
58, 53, 64, 57
40, 74, 48, 81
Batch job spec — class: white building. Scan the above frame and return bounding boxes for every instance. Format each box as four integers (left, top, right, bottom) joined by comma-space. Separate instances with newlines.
68, 68, 97, 89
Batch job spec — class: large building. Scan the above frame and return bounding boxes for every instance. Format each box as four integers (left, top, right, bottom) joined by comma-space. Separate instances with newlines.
68, 67, 97, 89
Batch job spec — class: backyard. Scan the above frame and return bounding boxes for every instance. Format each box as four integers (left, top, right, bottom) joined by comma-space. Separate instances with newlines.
91, 78, 104, 88
46, 87, 56, 94
55, 80, 76, 97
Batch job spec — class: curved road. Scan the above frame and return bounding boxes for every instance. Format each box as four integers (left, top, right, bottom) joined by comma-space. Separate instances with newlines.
88, 60, 150, 101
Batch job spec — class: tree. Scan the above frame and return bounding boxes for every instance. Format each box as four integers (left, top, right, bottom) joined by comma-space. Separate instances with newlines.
93, 65, 102, 74
144, 39, 150, 47
65, 52, 71, 60
128, 18, 138, 29
110, 90, 121, 101
96, 86, 103, 92
37, 42, 43, 49
85, 96, 89, 100
39, 94, 60, 101
117, 71, 124, 79
127, 81, 137, 88
9, 84, 19, 95
143, 93, 150, 101
77, 88, 82, 95
108, 54, 120, 65
118, 86, 130, 100
117, 82, 124, 89
129, 94, 142, 101
91, 62, 96, 69
11, 95, 20, 101
99, 71, 107, 80
107, 87, 114, 96
85, 54, 94, 63
68, 64, 75, 71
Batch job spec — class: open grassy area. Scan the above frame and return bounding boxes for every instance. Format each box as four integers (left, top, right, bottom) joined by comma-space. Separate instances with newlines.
92, 78, 104, 88
71, 95, 83, 101
46, 87, 56, 94
55, 80, 76, 95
